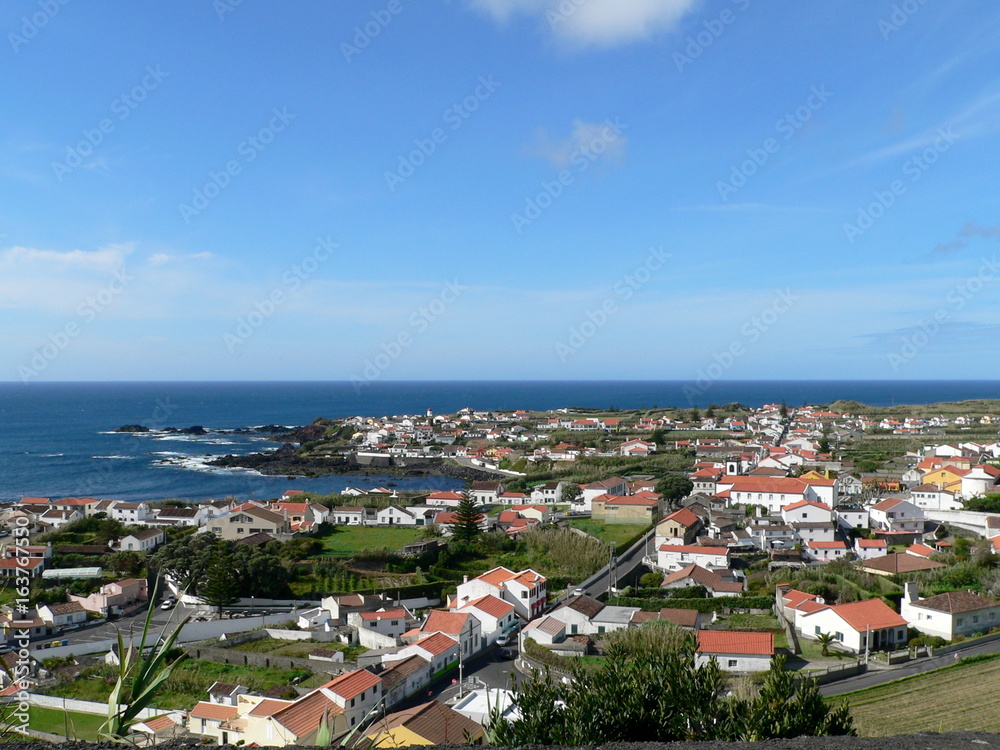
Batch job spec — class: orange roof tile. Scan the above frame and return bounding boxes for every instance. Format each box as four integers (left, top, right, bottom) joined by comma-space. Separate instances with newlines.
320, 669, 380, 700
189, 702, 239, 721
462, 594, 515, 619
697, 630, 774, 656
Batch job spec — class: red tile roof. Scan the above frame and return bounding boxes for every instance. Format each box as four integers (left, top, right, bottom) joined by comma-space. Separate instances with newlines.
189, 702, 239, 721
422, 610, 471, 636
823, 599, 908, 631
462, 594, 515, 619
319, 669, 381, 700
697, 630, 774, 656
412, 632, 459, 657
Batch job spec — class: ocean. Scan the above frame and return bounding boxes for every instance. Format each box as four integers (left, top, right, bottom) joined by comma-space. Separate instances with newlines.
2, 380, 1000, 504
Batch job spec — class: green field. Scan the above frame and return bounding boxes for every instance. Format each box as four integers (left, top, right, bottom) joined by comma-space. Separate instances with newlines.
566, 519, 648, 551
840, 655, 1000, 736
28, 706, 106, 740
42, 657, 312, 710
311, 525, 424, 556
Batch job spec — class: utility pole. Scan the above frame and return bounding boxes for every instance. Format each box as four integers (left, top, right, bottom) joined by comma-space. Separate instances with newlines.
608, 543, 617, 595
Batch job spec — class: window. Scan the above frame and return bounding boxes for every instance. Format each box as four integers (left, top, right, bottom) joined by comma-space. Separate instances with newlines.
815, 626, 821, 635
521, 591, 527, 599
957, 618, 965, 626
835, 632, 843, 641
728, 659, 738, 668
598, 626, 605, 634
974, 615, 980, 624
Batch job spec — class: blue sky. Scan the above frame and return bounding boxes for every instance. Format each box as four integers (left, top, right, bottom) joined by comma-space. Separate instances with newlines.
2, 0, 1000, 382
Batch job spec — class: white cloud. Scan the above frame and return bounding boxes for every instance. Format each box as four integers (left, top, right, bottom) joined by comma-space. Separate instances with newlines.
1, 243, 133, 273
148, 251, 215, 267
528, 118, 628, 169
468, 0, 699, 47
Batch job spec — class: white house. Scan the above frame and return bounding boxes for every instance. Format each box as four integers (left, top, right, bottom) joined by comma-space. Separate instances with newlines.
530, 481, 565, 505
376, 506, 416, 526
457, 595, 518, 645
803, 541, 848, 563
853, 538, 887, 560
117, 528, 165, 553
387, 633, 459, 676
347, 607, 414, 639
962, 465, 1000, 498
425, 492, 465, 508
695, 631, 774, 672
796, 598, 909, 654
655, 544, 731, 573
330, 507, 367, 526
109, 502, 153, 524
578, 477, 628, 512
419, 610, 483, 660
780, 500, 833, 526
869, 498, 925, 533
37, 601, 88, 629
453, 567, 548, 621
901, 582, 1000, 641
909, 485, 962, 512
834, 506, 869, 533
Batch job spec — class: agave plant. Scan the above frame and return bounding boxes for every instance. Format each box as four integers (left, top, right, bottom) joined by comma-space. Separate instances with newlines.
100, 582, 192, 741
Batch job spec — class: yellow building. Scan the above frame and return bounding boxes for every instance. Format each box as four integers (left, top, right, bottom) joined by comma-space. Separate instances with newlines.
921, 466, 967, 494
365, 701, 483, 747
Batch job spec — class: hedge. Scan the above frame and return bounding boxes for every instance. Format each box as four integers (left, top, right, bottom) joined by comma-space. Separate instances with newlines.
609, 595, 774, 613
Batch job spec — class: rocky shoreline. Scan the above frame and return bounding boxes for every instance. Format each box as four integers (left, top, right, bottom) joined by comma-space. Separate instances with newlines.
207, 447, 503, 482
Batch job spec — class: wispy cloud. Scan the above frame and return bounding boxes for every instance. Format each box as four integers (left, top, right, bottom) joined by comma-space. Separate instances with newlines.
467, 0, 699, 47
0, 243, 133, 273
527, 119, 627, 169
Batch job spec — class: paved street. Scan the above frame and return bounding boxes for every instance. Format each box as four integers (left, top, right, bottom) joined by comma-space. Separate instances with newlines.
821, 637, 1000, 696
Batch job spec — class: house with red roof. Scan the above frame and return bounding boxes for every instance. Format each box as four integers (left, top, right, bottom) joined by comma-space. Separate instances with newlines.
803, 540, 848, 563
656, 544, 731, 573
901, 581, 1000, 641
418, 610, 482, 660
660, 564, 744, 597
796, 597, 909, 654
869, 497, 925, 534
696, 630, 774, 672
592, 492, 662, 524
853, 538, 887, 560
453, 566, 547, 620
388, 632, 460, 675
656, 507, 703, 546
457, 594, 518, 645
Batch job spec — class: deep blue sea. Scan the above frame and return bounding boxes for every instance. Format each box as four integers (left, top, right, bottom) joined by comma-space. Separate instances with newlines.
2, 380, 1000, 504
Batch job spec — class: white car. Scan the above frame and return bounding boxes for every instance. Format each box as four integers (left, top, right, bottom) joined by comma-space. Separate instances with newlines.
160, 598, 177, 610
496, 634, 510, 647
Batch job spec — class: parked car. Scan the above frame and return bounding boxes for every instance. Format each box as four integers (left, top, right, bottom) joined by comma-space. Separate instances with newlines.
160, 598, 177, 610
498, 648, 514, 660
496, 633, 510, 647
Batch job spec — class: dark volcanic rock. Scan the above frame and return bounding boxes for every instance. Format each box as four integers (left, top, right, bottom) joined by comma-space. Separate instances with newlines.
113, 424, 149, 433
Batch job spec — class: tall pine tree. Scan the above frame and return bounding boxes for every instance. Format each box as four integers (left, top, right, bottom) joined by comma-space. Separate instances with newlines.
452, 494, 482, 542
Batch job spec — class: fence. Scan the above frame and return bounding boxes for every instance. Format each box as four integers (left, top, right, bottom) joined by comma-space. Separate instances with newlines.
182, 644, 352, 675
808, 659, 867, 685
24, 693, 166, 719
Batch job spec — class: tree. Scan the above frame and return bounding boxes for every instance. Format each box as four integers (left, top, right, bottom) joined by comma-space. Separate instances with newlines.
649, 429, 667, 446
656, 474, 694, 506
561, 482, 582, 507
690, 408, 701, 422
451, 495, 482, 542
780, 400, 788, 418
201, 558, 240, 617
705, 405, 716, 419
489, 645, 853, 745
816, 631, 836, 657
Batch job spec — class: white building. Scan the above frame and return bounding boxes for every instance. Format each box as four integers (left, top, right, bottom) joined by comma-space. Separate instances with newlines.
655, 544, 731, 573
695, 631, 774, 672
901, 582, 1000, 641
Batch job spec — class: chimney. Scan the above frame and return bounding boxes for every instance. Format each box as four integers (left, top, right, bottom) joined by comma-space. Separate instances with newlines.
462, 575, 468, 584
903, 581, 919, 604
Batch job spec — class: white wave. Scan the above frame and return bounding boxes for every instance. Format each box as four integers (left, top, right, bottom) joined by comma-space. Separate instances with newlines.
151, 454, 265, 477
93, 455, 138, 460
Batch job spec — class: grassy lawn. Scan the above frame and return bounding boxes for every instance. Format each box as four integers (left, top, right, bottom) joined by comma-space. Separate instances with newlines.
839, 655, 1000, 736
42, 658, 314, 711
229, 637, 367, 661
566, 519, 648, 551
311, 525, 424, 557
29, 707, 106, 741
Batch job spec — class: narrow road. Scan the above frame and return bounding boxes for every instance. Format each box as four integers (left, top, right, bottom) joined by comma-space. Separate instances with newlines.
821, 637, 1000, 696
